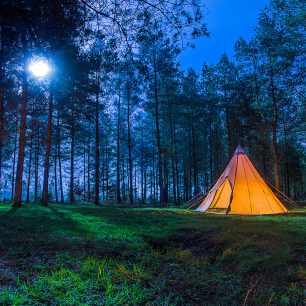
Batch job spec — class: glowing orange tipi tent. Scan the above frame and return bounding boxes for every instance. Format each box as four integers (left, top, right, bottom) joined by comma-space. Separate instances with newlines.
197, 146, 288, 215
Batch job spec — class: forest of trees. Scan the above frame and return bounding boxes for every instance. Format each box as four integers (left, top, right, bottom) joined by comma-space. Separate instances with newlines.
0, 0, 305, 208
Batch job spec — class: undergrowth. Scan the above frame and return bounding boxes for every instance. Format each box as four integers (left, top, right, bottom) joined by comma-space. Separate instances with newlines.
0, 204, 304, 305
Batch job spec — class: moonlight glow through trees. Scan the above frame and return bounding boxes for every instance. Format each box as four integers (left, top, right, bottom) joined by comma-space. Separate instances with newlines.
28, 59, 51, 78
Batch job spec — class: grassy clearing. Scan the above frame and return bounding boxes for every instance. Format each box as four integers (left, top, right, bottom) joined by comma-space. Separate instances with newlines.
0, 203, 305, 305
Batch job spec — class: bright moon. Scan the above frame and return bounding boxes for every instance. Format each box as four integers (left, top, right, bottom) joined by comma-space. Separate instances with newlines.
28, 60, 51, 78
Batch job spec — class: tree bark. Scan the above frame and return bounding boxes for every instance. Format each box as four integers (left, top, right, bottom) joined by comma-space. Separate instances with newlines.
166, 92, 177, 204
13, 36, 28, 208
69, 116, 75, 203
11, 127, 18, 201
116, 86, 121, 204
54, 139, 58, 204
94, 72, 100, 205
106, 142, 109, 201
87, 146, 90, 202
134, 161, 137, 202
127, 77, 133, 204
225, 104, 233, 158
83, 143, 86, 201
191, 123, 198, 196
57, 107, 64, 204
141, 129, 144, 203
174, 131, 180, 203
144, 163, 147, 203
163, 150, 168, 203
34, 132, 39, 202
41, 86, 54, 206
122, 156, 126, 203
283, 124, 290, 197
269, 60, 280, 190
151, 124, 156, 203
184, 163, 188, 201
209, 122, 213, 185
101, 144, 105, 201
153, 51, 166, 205
26, 132, 33, 203
188, 132, 192, 199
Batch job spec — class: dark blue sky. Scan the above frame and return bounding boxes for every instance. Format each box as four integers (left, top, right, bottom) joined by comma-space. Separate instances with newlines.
179, 0, 268, 71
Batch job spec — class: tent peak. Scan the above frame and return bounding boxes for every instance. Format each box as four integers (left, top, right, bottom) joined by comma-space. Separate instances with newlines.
234, 145, 245, 155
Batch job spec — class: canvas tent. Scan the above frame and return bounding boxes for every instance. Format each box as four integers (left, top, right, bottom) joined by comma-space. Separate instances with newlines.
197, 146, 288, 215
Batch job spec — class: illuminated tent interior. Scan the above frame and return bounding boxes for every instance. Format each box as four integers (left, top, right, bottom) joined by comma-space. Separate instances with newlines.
197, 146, 288, 215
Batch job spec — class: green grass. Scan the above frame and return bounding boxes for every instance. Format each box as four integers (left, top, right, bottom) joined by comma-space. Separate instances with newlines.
0, 203, 305, 305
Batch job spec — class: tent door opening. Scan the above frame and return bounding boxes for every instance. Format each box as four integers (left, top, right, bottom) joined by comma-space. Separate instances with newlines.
206, 178, 232, 213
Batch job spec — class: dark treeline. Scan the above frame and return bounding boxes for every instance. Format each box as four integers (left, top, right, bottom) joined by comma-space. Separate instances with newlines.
0, 0, 305, 207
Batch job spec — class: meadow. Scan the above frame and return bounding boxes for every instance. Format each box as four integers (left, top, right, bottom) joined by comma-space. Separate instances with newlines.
0, 204, 305, 305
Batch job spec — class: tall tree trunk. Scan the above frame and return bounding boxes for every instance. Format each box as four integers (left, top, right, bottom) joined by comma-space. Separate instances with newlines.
163, 151, 168, 203
54, 139, 58, 204
171, 143, 177, 203
184, 164, 188, 201
175, 144, 180, 203
106, 143, 109, 201
83, 143, 86, 201
204, 128, 208, 192
153, 52, 165, 205
11, 127, 18, 201
297, 160, 303, 200
223, 83, 234, 158
94, 73, 100, 205
127, 78, 133, 204
214, 127, 220, 175
26, 132, 33, 203
283, 124, 290, 197
141, 129, 144, 203
134, 161, 137, 202
269, 60, 280, 190
101, 144, 105, 201
170, 137, 176, 203
13, 36, 28, 208
116, 87, 121, 204
41, 86, 54, 206
122, 157, 126, 203
189, 132, 192, 199
144, 164, 147, 203
259, 130, 268, 178
225, 104, 233, 158
69, 116, 75, 203
57, 107, 64, 204
87, 146, 90, 202
34, 132, 39, 202
209, 121, 213, 184
191, 123, 198, 196
151, 123, 156, 203
166, 92, 177, 204
150, 157, 153, 202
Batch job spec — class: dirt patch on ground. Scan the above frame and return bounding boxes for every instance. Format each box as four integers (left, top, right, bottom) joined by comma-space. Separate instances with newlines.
173, 228, 225, 260
143, 228, 225, 260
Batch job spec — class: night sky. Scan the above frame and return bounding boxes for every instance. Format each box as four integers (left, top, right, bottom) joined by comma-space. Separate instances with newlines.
179, 0, 268, 71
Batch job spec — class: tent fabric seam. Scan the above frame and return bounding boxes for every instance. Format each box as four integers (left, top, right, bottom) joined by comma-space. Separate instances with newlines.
244, 156, 276, 213
226, 152, 239, 214
241, 156, 253, 214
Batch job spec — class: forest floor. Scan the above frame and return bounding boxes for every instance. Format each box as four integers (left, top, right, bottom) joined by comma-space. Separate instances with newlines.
0, 203, 305, 305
